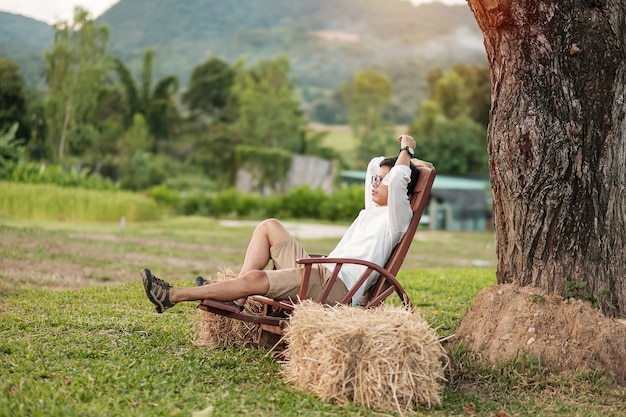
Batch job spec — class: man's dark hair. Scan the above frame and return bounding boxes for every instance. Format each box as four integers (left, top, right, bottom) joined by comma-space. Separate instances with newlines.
379, 157, 420, 196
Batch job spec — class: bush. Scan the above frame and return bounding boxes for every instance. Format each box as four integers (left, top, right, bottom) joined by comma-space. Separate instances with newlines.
210, 188, 260, 218
320, 184, 363, 221
206, 184, 365, 221
210, 188, 239, 217
148, 184, 181, 207
165, 174, 215, 193
281, 185, 327, 219
261, 194, 288, 218
234, 193, 261, 217
178, 192, 211, 216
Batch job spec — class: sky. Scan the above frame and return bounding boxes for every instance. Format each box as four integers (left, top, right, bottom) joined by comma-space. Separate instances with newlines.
0, 0, 467, 25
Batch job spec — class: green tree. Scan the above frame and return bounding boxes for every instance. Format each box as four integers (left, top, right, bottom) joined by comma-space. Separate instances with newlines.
430, 69, 468, 120
113, 49, 179, 152
23, 98, 47, 161
92, 84, 128, 161
451, 64, 491, 128
223, 56, 307, 189
44, 7, 110, 162
300, 130, 342, 163
308, 90, 347, 125
409, 66, 489, 175
182, 57, 235, 124
0, 58, 30, 141
425, 64, 491, 128
410, 103, 487, 174
229, 56, 307, 152
119, 113, 152, 160
188, 122, 238, 188
341, 69, 394, 167
117, 113, 158, 190
236, 145, 292, 193
0, 123, 24, 173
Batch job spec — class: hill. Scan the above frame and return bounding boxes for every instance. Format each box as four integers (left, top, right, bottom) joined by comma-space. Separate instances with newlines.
0, 12, 53, 87
0, 0, 486, 112
98, 0, 484, 87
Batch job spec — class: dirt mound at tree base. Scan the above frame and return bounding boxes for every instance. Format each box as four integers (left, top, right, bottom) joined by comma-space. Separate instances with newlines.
454, 284, 626, 386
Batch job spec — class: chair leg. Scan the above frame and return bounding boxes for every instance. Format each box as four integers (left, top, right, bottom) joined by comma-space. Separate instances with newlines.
256, 325, 284, 349
255, 303, 287, 349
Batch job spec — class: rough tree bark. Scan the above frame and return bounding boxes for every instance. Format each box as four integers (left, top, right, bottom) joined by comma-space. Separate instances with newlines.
467, 0, 626, 317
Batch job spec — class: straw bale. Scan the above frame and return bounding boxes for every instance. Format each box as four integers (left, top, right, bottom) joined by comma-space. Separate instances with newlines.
194, 268, 264, 349
281, 300, 447, 415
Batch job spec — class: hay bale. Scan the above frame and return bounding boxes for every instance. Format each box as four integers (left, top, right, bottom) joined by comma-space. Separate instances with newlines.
281, 300, 447, 415
194, 268, 264, 349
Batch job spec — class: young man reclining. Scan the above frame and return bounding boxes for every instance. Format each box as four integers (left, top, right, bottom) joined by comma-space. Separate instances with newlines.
142, 135, 432, 312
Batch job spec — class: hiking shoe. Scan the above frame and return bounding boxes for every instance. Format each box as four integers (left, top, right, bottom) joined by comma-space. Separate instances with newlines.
194, 276, 215, 286
141, 268, 175, 313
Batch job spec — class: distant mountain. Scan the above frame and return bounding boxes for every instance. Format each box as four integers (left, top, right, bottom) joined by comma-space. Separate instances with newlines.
0, 12, 53, 87
0, 0, 485, 110
0, 12, 52, 54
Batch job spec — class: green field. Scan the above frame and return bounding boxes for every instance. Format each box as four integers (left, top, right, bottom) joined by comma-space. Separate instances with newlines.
319, 126, 358, 152
1, 218, 624, 416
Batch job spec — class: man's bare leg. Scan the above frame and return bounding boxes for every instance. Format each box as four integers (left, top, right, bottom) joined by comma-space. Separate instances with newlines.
190, 219, 290, 305
170, 270, 270, 303
142, 268, 270, 313
143, 220, 296, 312
238, 218, 291, 274
215, 218, 290, 305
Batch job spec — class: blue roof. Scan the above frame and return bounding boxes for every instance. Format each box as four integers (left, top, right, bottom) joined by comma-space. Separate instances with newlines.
432, 175, 489, 190
340, 171, 489, 190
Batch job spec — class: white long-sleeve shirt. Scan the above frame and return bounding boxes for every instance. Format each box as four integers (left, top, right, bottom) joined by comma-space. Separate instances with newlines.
325, 157, 413, 305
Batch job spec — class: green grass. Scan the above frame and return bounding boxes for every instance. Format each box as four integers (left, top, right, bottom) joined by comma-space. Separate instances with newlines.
2, 271, 492, 417
1, 219, 624, 416
320, 128, 357, 152
0, 181, 162, 222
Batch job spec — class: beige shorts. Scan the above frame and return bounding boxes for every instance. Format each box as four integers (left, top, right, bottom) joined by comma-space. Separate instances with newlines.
265, 234, 348, 304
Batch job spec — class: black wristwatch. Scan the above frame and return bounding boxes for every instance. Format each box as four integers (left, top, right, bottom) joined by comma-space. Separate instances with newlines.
401, 146, 414, 157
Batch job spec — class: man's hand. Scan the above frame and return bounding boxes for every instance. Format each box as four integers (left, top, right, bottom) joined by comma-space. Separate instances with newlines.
397, 134, 416, 150
395, 134, 416, 167
396, 135, 434, 169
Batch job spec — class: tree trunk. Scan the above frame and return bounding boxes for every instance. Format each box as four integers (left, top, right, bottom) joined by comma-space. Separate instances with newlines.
58, 100, 72, 162
468, 0, 626, 317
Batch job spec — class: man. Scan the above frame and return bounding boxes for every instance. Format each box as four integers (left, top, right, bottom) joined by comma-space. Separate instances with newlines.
142, 135, 431, 313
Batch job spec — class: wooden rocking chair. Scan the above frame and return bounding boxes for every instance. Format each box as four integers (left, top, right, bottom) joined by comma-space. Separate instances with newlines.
197, 165, 436, 346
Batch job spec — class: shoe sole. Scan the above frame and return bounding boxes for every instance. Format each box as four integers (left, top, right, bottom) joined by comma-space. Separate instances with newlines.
195, 276, 217, 286
141, 268, 166, 314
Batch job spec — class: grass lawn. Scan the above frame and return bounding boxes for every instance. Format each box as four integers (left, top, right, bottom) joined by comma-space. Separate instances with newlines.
1, 218, 624, 416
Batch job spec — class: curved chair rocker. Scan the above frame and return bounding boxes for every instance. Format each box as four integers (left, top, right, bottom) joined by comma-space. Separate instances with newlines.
198, 166, 436, 346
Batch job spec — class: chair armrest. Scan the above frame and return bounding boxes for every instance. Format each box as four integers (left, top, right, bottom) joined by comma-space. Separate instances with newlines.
295, 257, 409, 306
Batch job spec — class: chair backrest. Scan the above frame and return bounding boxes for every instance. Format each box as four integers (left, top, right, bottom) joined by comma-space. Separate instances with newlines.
381, 166, 436, 277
